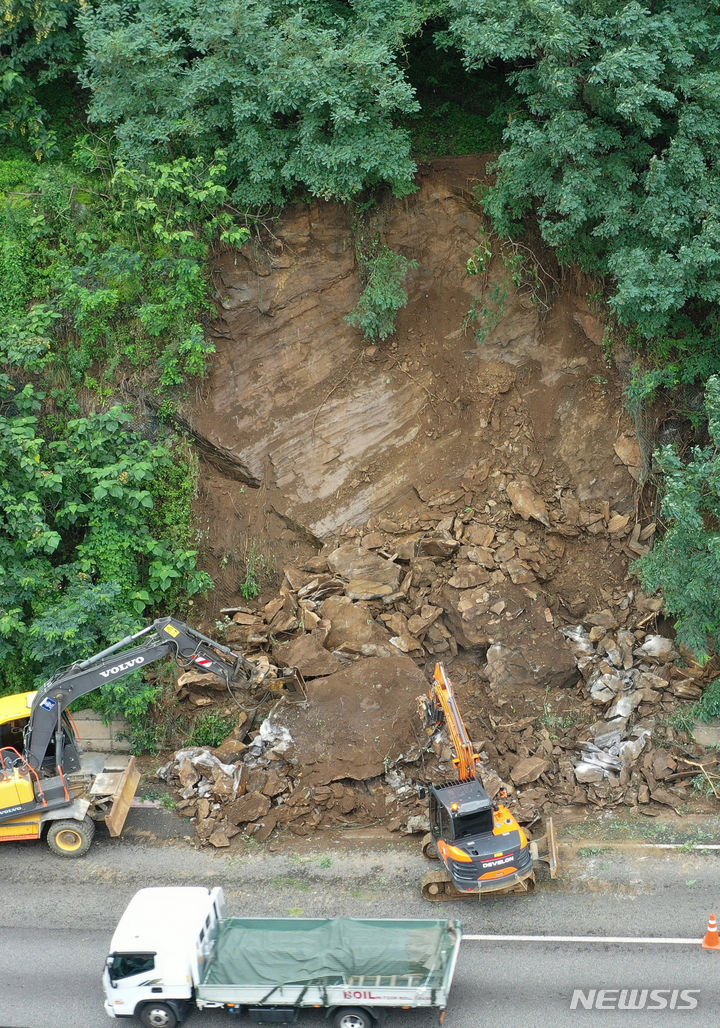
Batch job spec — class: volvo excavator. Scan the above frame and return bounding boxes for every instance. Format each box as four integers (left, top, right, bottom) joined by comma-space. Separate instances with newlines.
0, 616, 298, 857
418, 662, 558, 900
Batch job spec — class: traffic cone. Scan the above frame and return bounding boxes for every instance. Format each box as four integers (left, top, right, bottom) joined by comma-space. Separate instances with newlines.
702, 913, 720, 951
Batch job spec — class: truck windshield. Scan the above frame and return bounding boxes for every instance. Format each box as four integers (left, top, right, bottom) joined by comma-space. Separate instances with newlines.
107, 953, 156, 981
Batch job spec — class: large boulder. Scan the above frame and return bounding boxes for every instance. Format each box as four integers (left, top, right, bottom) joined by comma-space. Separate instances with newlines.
486, 636, 578, 692
280, 655, 428, 786
441, 580, 525, 649
326, 543, 402, 595
320, 595, 397, 657
273, 631, 343, 678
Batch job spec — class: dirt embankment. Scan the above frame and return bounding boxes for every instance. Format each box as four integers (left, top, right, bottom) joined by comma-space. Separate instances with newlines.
160, 155, 715, 848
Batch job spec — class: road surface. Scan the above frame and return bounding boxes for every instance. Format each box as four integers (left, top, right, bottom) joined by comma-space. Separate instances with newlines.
1, 817, 718, 1027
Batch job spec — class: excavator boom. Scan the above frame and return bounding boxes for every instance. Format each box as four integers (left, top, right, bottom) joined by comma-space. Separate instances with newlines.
25, 616, 270, 772
419, 663, 481, 781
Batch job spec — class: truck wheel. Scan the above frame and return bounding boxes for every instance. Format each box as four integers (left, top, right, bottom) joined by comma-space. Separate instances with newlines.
138, 1002, 178, 1028
45, 816, 95, 857
333, 1009, 374, 1028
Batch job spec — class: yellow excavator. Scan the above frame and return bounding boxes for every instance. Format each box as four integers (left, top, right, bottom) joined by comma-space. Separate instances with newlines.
0, 616, 297, 857
418, 663, 557, 900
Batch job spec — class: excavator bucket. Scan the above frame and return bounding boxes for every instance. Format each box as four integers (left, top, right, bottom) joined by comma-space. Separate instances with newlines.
529, 817, 560, 879
93, 756, 141, 838
268, 667, 306, 696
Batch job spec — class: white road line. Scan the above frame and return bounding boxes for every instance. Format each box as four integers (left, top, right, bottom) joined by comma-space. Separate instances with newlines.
567, 842, 720, 851
462, 935, 701, 945
637, 843, 720, 850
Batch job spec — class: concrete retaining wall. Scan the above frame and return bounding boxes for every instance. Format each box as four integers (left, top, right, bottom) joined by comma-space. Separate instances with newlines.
72, 709, 131, 753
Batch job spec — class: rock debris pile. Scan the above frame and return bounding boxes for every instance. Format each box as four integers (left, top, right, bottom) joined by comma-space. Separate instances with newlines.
159, 482, 714, 847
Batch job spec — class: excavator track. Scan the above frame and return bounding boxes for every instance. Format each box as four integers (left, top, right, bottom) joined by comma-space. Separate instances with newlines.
422, 870, 476, 901
421, 868, 536, 901
421, 832, 439, 860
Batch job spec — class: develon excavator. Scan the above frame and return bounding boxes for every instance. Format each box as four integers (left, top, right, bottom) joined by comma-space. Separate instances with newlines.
0, 616, 300, 857
418, 663, 558, 900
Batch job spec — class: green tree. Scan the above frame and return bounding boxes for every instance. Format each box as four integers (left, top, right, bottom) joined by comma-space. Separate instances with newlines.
442, 1, 720, 342
0, 380, 211, 690
0, 0, 83, 157
634, 375, 720, 661
79, 0, 424, 205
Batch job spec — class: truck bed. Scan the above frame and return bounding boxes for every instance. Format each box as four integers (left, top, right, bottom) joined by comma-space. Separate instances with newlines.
196, 917, 461, 1011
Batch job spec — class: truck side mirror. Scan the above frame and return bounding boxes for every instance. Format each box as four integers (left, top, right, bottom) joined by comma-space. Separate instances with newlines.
105, 957, 117, 988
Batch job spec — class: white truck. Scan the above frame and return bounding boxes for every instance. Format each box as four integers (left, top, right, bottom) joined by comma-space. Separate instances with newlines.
103, 887, 462, 1028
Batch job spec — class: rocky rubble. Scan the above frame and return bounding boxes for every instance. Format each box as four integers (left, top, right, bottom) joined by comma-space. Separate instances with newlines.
158, 480, 716, 846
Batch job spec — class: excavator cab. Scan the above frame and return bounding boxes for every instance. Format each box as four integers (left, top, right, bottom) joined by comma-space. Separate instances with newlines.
426, 778, 534, 898
0, 692, 82, 776
429, 778, 494, 842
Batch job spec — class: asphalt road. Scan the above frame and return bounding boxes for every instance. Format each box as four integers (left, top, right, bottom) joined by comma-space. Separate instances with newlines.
1, 815, 719, 1028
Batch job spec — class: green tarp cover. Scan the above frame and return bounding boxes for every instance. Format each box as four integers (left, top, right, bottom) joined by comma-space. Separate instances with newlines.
203, 918, 450, 987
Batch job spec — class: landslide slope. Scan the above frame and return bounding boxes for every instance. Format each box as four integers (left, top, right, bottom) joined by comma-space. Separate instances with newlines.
162, 156, 711, 847
189, 154, 639, 609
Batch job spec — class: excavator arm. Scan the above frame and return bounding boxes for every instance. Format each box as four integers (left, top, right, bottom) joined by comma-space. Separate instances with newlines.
25, 616, 274, 772
418, 663, 482, 782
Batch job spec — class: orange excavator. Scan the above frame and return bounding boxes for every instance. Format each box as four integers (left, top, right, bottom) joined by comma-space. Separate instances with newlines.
418, 662, 557, 900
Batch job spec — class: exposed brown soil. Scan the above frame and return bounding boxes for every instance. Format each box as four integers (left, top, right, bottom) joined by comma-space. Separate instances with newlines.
189, 155, 637, 608
159, 155, 716, 848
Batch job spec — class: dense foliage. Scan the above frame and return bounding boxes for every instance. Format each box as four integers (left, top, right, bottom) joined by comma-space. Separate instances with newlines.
0, 0, 82, 156
0, 136, 246, 697
0, 383, 211, 689
1, 140, 249, 387
442, 1, 720, 349
634, 376, 720, 662
9, 1, 720, 350
4, 0, 720, 707
79, 0, 425, 206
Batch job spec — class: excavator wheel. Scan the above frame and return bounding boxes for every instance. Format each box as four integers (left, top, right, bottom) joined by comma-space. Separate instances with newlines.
421, 832, 439, 860
45, 816, 95, 858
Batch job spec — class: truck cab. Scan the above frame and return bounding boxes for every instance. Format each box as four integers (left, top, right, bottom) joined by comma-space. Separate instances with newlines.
104, 887, 224, 1025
